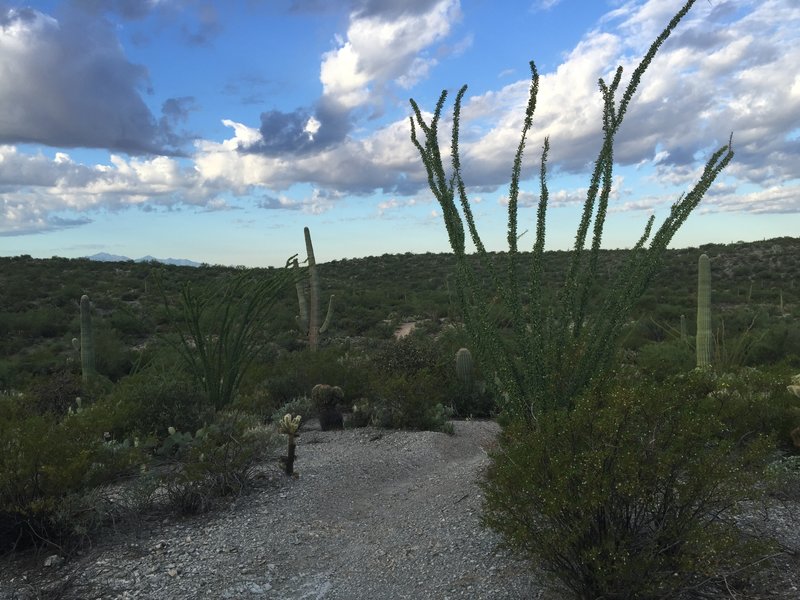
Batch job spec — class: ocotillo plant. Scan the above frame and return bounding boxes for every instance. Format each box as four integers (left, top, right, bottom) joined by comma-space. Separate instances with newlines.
77, 294, 96, 383
410, 0, 733, 421
295, 227, 334, 352
696, 253, 712, 368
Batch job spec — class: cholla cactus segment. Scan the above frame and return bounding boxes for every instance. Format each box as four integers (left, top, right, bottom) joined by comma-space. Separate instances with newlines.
278, 413, 302, 435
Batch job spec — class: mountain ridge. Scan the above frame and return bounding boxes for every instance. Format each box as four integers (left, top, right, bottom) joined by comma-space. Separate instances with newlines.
86, 252, 201, 267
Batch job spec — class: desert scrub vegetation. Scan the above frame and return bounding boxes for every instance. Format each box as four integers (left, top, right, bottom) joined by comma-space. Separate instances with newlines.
0, 265, 298, 554
410, 0, 793, 597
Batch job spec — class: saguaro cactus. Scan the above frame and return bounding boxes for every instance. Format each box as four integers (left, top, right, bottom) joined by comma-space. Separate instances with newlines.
295, 227, 334, 352
78, 295, 96, 382
455, 347, 474, 387
696, 254, 712, 368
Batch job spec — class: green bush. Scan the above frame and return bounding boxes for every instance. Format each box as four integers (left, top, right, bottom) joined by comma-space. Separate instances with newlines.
482, 376, 776, 599
636, 339, 693, 380
156, 412, 278, 514
766, 455, 800, 501
25, 368, 83, 416
675, 366, 800, 449
263, 345, 370, 405
0, 395, 143, 551
108, 363, 209, 438
370, 370, 453, 433
270, 395, 314, 427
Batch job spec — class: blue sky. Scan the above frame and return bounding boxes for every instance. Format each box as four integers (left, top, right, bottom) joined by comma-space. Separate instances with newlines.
0, 0, 798, 267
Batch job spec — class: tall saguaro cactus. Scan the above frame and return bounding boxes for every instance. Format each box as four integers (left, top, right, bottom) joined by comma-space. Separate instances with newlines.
79, 294, 96, 382
696, 253, 712, 368
295, 227, 334, 352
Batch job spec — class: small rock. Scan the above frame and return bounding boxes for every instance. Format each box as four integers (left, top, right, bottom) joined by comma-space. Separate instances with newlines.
43, 555, 63, 567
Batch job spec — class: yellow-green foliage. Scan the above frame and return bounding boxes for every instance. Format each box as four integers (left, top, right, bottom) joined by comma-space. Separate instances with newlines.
482, 375, 776, 599
0, 394, 142, 551
157, 412, 278, 514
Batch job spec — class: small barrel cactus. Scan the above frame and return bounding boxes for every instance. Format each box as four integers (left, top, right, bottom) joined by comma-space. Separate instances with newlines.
311, 384, 344, 431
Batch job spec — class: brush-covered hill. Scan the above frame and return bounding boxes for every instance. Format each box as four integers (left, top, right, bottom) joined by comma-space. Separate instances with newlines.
0, 236, 798, 390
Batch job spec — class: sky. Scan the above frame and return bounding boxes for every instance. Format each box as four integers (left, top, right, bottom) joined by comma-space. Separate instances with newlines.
0, 0, 798, 267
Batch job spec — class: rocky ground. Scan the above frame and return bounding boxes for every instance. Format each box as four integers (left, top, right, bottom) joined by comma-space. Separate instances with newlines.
0, 421, 549, 600
1, 420, 798, 600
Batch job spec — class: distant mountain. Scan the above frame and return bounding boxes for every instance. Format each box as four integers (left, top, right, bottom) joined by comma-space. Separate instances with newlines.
87, 252, 132, 263
85, 253, 201, 267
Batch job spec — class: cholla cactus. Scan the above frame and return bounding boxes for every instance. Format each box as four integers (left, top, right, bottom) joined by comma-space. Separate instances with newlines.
278, 413, 302, 435
278, 413, 301, 476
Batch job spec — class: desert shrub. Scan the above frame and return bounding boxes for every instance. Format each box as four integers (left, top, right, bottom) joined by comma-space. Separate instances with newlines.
676, 366, 800, 449
746, 322, 800, 366
766, 455, 800, 501
25, 368, 83, 416
370, 370, 453, 433
92, 326, 137, 381
347, 397, 374, 428
156, 412, 278, 514
482, 376, 776, 599
636, 339, 693, 380
0, 395, 143, 552
270, 395, 314, 427
108, 363, 208, 438
263, 345, 370, 405
230, 385, 276, 423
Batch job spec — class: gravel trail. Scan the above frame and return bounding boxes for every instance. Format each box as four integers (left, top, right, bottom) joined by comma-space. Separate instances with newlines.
1, 421, 547, 600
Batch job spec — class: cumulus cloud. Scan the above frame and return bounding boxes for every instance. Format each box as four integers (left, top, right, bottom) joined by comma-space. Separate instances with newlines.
701, 183, 800, 214
258, 188, 341, 214
0, 145, 212, 235
249, 0, 460, 157
442, 0, 800, 195
4, 0, 799, 236
0, 7, 187, 154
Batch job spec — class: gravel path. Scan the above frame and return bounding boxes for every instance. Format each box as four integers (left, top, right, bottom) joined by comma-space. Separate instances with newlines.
4, 420, 798, 600
1, 421, 548, 600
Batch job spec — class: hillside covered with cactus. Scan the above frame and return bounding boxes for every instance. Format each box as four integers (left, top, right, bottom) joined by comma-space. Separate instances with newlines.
0, 235, 798, 390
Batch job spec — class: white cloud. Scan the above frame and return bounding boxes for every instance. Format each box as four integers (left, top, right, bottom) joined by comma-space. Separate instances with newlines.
320, 0, 460, 110
701, 183, 800, 214
4, 0, 799, 236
